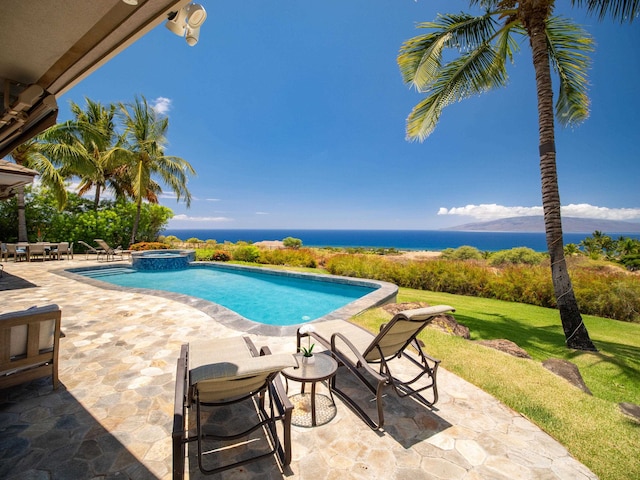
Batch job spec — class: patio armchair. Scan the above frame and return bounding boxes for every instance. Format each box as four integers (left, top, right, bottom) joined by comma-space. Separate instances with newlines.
5, 243, 27, 262
51, 241, 72, 260
0, 304, 62, 390
27, 243, 47, 261
173, 336, 298, 478
300, 304, 455, 429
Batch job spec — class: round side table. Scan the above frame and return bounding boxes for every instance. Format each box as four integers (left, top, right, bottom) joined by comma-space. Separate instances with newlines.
281, 353, 338, 427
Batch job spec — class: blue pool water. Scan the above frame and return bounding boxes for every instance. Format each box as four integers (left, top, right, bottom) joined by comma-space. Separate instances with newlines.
75, 265, 377, 326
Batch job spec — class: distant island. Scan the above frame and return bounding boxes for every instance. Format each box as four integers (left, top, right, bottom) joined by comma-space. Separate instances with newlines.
444, 216, 640, 233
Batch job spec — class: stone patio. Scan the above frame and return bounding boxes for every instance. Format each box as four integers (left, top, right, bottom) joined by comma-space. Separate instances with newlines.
0, 258, 597, 479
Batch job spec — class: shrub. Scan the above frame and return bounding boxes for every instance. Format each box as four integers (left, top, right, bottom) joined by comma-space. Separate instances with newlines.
259, 248, 317, 268
441, 245, 483, 261
186, 237, 203, 244
283, 237, 303, 249
620, 254, 640, 271
130, 242, 169, 251
233, 245, 261, 262
162, 235, 181, 245
489, 247, 546, 266
195, 249, 231, 261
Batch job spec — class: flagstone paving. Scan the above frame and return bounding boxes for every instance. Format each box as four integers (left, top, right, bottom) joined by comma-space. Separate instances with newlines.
0, 258, 597, 479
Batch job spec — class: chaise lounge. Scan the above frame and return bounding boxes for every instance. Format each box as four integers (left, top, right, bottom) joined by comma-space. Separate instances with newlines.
0, 304, 62, 390
299, 304, 455, 429
173, 336, 298, 478
94, 239, 124, 262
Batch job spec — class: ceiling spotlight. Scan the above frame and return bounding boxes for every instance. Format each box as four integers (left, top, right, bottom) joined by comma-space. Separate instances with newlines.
122, 0, 138, 5
186, 4, 207, 28
185, 26, 200, 47
165, 3, 207, 46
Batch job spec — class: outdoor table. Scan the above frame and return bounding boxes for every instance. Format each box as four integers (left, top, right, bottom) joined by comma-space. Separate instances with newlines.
281, 352, 338, 427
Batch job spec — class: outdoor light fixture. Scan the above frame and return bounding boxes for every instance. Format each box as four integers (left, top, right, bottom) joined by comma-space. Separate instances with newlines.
165, 3, 207, 46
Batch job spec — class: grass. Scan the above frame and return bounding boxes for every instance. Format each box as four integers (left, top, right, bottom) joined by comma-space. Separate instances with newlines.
350, 288, 640, 480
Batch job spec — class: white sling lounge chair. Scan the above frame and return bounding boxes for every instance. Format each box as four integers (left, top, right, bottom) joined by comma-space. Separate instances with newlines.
300, 305, 455, 429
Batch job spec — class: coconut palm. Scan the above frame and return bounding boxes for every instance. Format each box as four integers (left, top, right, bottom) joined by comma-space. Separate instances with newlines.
8, 139, 67, 241
118, 95, 195, 245
397, 1, 638, 351
40, 98, 126, 210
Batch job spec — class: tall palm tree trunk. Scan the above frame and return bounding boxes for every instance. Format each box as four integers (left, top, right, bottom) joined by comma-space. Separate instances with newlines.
130, 199, 142, 246
16, 185, 28, 242
525, 3, 596, 351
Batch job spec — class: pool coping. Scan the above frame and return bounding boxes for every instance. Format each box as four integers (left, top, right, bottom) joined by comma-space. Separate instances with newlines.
55, 261, 398, 337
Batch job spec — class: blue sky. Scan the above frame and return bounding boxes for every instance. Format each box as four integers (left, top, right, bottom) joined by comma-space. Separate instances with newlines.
57, 0, 640, 230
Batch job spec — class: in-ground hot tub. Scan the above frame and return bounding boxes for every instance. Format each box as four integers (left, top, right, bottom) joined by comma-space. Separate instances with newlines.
130, 249, 196, 271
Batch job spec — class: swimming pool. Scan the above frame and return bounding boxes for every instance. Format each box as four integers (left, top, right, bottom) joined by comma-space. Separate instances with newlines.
66, 263, 397, 327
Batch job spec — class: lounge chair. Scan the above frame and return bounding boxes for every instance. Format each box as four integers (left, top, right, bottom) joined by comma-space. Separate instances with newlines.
0, 304, 62, 390
173, 336, 298, 478
94, 239, 123, 261
300, 304, 455, 429
78, 240, 104, 260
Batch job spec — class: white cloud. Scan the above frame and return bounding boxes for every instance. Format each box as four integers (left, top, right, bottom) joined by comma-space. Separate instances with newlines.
171, 214, 232, 222
255, 211, 269, 215
206, 198, 221, 202
438, 203, 640, 221
151, 97, 172, 115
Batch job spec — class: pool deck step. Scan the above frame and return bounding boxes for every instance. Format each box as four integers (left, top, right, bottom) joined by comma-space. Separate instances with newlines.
80, 268, 136, 278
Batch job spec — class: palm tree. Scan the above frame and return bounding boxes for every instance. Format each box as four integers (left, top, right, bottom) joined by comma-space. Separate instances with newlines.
40, 98, 125, 210
397, 1, 638, 351
8, 139, 67, 241
118, 95, 195, 245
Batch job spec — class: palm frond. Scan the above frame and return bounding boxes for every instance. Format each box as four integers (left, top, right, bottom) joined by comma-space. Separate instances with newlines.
399, 9, 524, 141
545, 16, 594, 126
399, 12, 499, 90
405, 37, 515, 141
571, 0, 639, 23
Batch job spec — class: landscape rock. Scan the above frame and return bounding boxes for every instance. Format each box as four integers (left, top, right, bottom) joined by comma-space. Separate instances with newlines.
619, 402, 640, 423
477, 339, 532, 359
382, 302, 470, 339
542, 358, 592, 395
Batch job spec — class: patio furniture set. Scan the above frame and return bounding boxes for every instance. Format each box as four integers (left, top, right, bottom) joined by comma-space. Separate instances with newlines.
1, 241, 73, 262
0, 301, 454, 478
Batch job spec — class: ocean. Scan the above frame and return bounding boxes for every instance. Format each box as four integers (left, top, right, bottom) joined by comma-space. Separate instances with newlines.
161, 229, 640, 253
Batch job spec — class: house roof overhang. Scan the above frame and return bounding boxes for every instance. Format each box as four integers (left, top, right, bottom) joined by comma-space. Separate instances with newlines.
0, 0, 192, 158
0, 159, 39, 200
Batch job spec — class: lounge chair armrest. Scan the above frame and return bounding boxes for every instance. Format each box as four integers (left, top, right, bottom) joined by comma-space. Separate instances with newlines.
328, 331, 387, 384
172, 344, 189, 480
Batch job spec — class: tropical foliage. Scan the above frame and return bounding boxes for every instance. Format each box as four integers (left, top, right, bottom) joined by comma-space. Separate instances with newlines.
0, 186, 172, 248
4, 95, 194, 246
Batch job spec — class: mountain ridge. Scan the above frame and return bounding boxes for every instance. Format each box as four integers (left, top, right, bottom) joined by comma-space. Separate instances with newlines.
443, 216, 640, 233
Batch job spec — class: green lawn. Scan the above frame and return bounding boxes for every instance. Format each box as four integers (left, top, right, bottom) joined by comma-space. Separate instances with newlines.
351, 288, 640, 480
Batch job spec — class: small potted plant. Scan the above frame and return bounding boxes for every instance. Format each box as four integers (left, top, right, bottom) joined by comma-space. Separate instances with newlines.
298, 324, 316, 365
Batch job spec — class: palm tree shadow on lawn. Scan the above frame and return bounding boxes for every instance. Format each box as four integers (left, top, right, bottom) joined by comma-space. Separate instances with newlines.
452, 312, 640, 400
